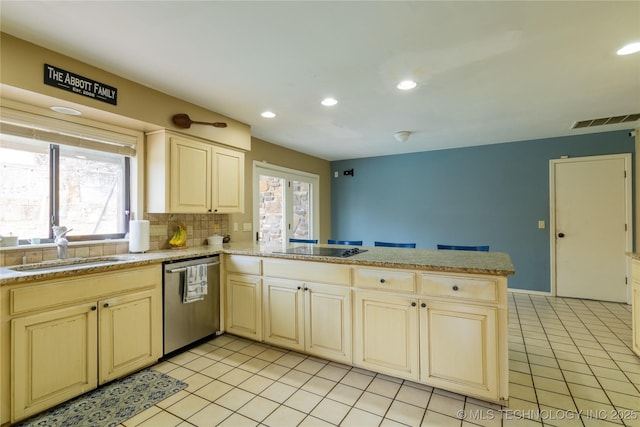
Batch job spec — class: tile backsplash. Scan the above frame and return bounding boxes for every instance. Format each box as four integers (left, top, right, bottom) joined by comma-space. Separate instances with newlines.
146, 213, 229, 251
0, 213, 229, 267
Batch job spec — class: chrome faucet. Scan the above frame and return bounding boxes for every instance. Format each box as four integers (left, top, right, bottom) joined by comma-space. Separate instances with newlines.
52, 226, 72, 259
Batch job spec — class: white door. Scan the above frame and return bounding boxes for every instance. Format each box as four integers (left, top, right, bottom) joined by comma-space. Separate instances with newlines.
253, 161, 319, 244
551, 154, 632, 302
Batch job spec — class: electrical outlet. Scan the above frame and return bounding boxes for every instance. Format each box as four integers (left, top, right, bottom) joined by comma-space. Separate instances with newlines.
243, 223, 252, 232
233, 222, 238, 231
214, 223, 220, 233
538, 220, 545, 229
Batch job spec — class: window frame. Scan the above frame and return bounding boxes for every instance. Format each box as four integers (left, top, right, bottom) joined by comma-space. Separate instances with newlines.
253, 161, 320, 244
0, 103, 144, 243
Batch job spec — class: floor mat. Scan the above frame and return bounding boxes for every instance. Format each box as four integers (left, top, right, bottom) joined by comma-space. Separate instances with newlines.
14, 368, 187, 427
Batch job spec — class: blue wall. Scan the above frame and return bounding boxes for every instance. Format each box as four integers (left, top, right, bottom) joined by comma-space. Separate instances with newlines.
330, 130, 635, 292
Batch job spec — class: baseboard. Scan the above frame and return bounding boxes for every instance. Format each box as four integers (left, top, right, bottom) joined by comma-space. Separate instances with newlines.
507, 287, 552, 296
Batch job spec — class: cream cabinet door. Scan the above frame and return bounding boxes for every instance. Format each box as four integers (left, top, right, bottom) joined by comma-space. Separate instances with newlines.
305, 283, 352, 364
169, 135, 212, 213
212, 146, 244, 213
99, 289, 162, 384
353, 291, 419, 381
420, 300, 498, 400
633, 282, 640, 357
226, 274, 263, 341
12, 304, 98, 421
263, 278, 305, 351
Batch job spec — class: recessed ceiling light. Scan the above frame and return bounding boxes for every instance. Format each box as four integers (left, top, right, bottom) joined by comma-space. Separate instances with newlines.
49, 106, 82, 115
261, 111, 276, 118
321, 97, 338, 106
397, 80, 417, 90
617, 42, 640, 56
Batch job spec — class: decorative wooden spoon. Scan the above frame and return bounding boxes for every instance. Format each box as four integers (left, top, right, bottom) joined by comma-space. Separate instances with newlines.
172, 113, 227, 128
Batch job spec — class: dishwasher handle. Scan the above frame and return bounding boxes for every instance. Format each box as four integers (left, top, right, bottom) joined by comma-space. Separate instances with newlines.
166, 260, 220, 274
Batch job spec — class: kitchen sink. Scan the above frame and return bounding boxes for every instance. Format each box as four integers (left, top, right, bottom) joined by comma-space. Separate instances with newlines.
9, 256, 134, 272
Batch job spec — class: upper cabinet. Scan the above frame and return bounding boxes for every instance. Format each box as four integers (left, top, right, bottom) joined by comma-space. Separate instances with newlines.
146, 130, 244, 213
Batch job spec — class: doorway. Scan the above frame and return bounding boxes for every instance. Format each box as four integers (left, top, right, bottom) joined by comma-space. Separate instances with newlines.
253, 162, 319, 244
550, 154, 632, 303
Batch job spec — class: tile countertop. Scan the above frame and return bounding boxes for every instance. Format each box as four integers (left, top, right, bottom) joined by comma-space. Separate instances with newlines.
0, 242, 515, 285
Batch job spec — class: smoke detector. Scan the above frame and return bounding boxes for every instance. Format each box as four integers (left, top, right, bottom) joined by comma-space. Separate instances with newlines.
394, 131, 411, 142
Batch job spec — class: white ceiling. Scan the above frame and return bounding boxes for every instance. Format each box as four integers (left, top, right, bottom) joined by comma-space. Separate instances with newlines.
1, 1, 639, 161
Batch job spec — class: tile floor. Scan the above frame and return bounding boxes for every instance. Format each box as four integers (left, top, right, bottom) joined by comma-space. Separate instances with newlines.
121, 294, 640, 427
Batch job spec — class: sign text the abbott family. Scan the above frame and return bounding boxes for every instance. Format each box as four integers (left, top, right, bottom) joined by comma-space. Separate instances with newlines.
44, 64, 117, 105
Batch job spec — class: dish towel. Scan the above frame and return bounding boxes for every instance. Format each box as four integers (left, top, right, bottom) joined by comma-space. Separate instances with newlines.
183, 264, 208, 303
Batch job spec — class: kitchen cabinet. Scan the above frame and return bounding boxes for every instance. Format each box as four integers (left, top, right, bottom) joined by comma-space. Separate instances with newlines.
353, 291, 419, 380
2, 265, 162, 424
225, 255, 263, 341
263, 277, 352, 363
220, 255, 509, 404
631, 259, 640, 356
146, 130, 244, 214
262, 258, 352, 363
420, 300, 498, 400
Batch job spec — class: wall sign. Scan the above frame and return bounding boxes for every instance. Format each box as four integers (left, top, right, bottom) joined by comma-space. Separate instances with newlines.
44, 64, 118, 105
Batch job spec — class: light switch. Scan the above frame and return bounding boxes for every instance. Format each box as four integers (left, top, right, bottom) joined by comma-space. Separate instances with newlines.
243, 223, 252, 232
538, 220, 545, 229
334, 171, 339, 178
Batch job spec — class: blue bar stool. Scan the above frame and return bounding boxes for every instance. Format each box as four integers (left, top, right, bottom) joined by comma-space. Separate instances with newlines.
374, 241, 416, 248
437, 244, 489, 252
289, 238, 318, 244
328, 239, 363, 246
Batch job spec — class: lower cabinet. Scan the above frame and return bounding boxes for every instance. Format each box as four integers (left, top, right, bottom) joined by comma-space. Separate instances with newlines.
420, 300, 498, 400
263, 278, 352, 363
353, 291, 419, 381
633, 283, 640, 357
226, 273, 262, 341
222, 255, 509, 404
2, 265, 162, 424
353, 292, 500, 401
12, 303, 98, 421
99, 289, 160, 384
632, 261, 640, 357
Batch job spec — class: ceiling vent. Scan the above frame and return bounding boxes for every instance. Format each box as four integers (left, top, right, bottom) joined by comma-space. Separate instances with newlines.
572, 113, 640, 129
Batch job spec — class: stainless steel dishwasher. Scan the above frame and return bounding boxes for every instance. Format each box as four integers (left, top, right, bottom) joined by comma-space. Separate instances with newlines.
163, 255, 221, 355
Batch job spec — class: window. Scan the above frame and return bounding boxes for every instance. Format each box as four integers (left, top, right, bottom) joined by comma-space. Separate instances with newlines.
254, 162, 319, 244
0, 119, 133, 242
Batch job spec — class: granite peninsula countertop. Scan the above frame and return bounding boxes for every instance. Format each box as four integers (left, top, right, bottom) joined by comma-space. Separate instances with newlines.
0, 242, 515, 285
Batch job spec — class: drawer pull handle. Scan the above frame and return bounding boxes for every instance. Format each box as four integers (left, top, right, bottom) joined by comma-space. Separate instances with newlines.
380, 278, 386, 283
452, 285, 459, 291
91, 306, 97, 311
411, 302, 417, 307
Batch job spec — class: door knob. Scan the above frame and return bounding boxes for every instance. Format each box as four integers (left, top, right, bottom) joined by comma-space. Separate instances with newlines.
558, 233, 565, 238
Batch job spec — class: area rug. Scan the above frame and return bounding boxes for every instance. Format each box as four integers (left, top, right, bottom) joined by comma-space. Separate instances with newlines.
14, 368, 187, 427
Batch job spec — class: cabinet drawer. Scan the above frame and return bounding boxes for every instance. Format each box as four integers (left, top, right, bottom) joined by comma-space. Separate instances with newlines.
9, 265, 160, 315
355, 268, 416, 293
263, 259, 351, 286
226, 255, 262, 275
420, 273, 498, 303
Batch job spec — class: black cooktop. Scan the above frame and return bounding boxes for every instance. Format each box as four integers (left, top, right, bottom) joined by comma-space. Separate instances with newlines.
274, 246, 367, 258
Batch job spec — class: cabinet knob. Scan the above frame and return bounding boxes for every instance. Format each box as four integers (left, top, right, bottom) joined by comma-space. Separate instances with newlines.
421, 303, 426, 308
297, 286, 302, 290
91, 306, 97, 311
452, 285, 459, 291
208, 209, 212, 213
304, 287, 309, 291
411, 302, 417, 307
103, 303, 110, 308
380, 278, 386, 283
